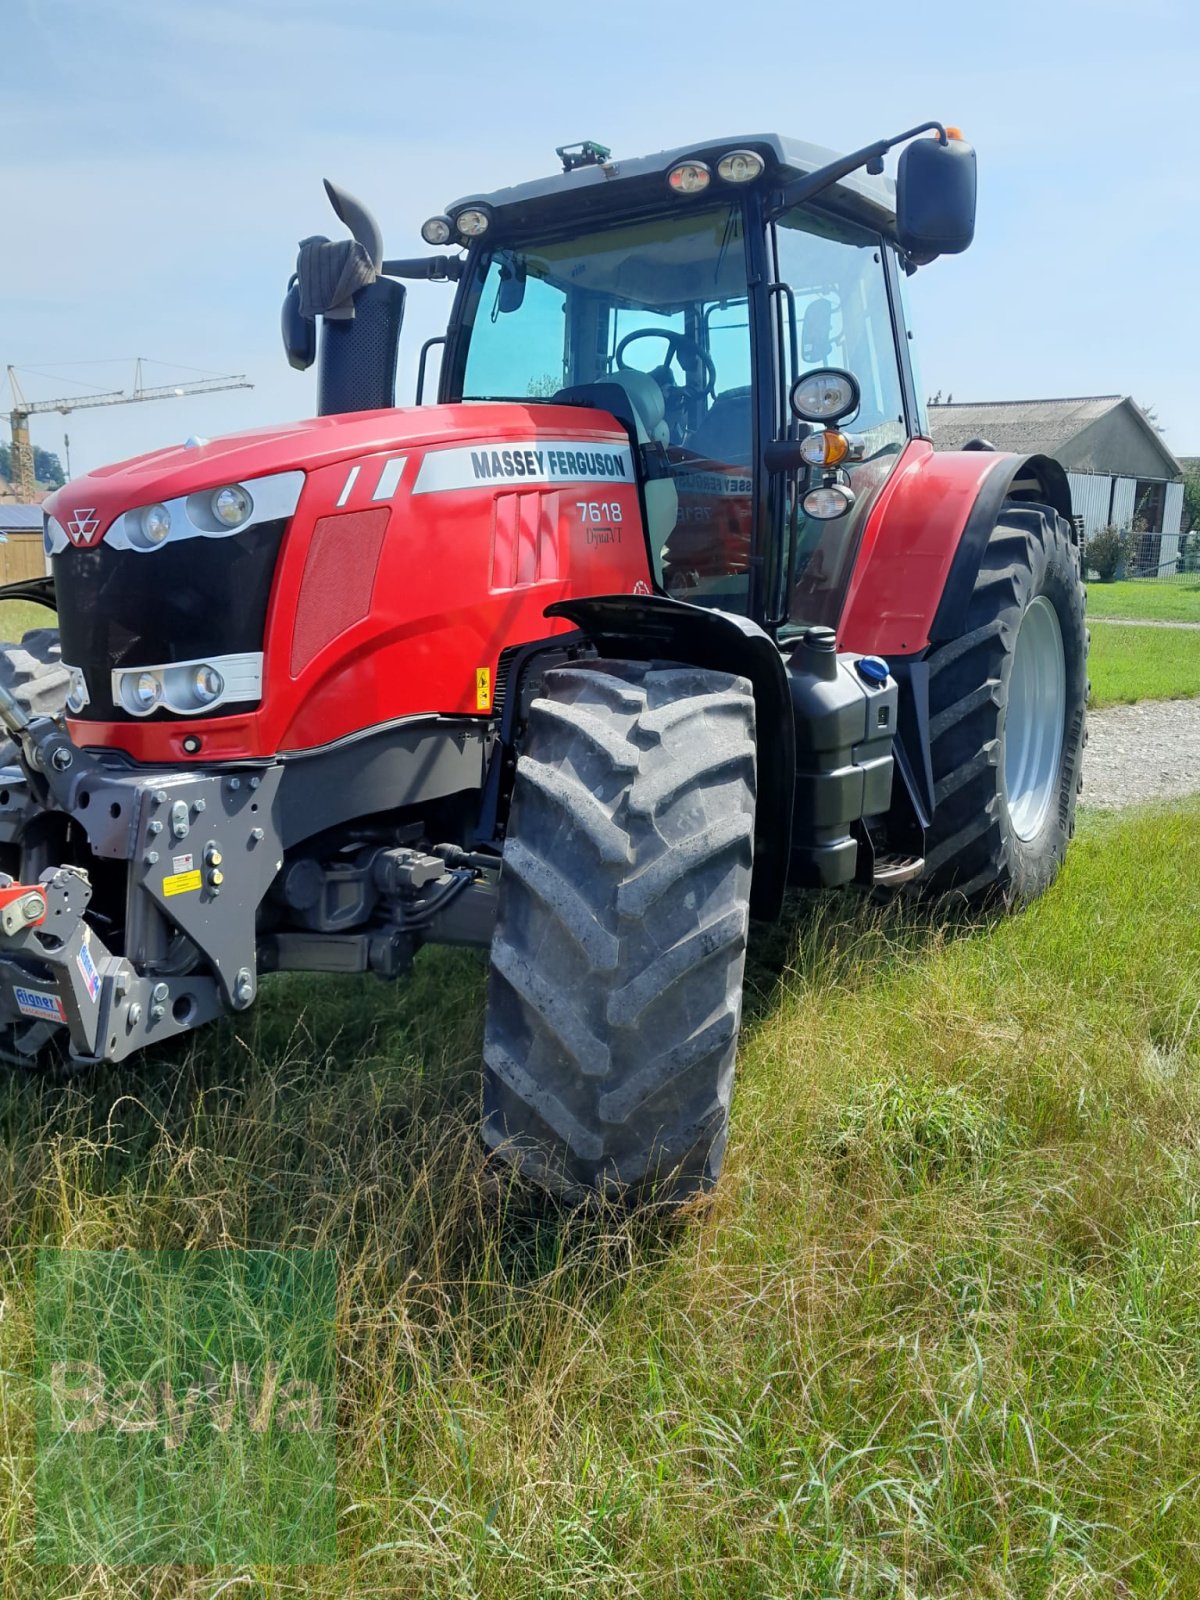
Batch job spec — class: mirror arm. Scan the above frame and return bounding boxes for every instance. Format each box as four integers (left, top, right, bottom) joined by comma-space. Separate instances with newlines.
381, 255, 465, 282
768, 121, 946, 218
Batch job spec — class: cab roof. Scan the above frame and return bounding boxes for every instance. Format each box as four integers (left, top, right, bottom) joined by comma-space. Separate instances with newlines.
445, 134, 897, 239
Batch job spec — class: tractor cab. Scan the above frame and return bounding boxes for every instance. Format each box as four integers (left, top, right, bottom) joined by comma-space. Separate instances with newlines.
304, 128, 975, 634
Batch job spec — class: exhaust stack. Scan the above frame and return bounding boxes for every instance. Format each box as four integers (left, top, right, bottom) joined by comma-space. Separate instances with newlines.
282, 180, 405, 416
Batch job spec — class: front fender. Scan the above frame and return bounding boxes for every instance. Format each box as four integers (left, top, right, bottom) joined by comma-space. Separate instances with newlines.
837, 441, 1071, 656
546, 594, 794, 921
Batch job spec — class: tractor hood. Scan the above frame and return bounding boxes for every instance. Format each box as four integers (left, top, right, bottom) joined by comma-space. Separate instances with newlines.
44, 403, 613, 551
42, 399, 638, 736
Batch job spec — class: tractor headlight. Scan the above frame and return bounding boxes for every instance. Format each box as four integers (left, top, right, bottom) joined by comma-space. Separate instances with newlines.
211, 484, 253, 527
130, 671, 164, 712
191, 664, 225, 705
790, 368, 861, 425
802, 483, 856, 520
717, 149, 764, 183
455, 207, 491, 237
136, 503, 172, 547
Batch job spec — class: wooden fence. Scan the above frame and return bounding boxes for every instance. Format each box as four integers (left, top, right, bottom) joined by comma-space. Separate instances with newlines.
0, 534, 49, 584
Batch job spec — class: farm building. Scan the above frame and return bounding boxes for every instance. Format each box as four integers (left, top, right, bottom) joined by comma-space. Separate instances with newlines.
929, 396, 1185, 575
0, 504, 49, 584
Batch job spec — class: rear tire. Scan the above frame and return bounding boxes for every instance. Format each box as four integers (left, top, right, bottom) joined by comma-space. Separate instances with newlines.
923, 504, 1087, 904
482, 660, 756, 1204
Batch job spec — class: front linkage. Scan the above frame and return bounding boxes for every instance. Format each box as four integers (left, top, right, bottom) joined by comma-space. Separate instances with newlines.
0, 690, 496, 1068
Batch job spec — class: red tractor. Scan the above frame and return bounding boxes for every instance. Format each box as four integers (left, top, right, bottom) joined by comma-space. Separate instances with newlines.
0, 125, 1086, 1201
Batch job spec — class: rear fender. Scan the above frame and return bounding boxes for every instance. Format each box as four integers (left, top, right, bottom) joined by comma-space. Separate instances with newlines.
546, 594, 794, 921
838, 443, 1072, 656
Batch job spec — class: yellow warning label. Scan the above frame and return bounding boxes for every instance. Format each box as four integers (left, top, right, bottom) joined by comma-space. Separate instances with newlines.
475, 667, 492, 711
162, 869, 203, 897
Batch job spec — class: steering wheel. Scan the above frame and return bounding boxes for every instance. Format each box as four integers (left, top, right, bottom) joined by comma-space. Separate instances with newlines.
615, 329, 717, 400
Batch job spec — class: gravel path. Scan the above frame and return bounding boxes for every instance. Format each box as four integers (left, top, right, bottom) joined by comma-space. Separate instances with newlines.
1090, 617, 1200, 630
1084, 699, 1200, 807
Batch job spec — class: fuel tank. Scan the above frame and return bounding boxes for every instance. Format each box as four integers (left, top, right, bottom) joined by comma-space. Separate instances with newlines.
44, 404, 652, 763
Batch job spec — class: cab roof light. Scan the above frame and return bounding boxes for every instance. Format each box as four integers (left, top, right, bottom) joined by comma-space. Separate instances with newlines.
454, 206, 492, 239
421, 214, 454, 246
667, 159, 711, 195
716, 149, 764, 184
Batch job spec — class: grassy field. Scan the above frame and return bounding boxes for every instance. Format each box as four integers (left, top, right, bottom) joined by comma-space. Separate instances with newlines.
2, 799, 1200, 1595
1088, 620, 1200, 707
1087, 580, 1200, 623
0, 599, 55, 643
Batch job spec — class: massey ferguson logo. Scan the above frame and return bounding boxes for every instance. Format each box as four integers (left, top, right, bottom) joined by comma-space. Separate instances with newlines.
66, 509, 100, 544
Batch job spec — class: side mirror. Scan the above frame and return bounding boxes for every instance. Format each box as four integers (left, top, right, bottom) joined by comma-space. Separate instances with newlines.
801, 298, 833, 364
496, 253, 527, 315
281, 275, 316, 371
896, 134, 976, 265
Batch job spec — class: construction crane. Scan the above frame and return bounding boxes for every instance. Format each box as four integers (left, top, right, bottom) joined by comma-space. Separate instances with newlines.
5, 361, 253, 501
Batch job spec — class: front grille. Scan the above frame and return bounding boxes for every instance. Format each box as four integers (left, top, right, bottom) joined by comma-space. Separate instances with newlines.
54, 519, 288, 721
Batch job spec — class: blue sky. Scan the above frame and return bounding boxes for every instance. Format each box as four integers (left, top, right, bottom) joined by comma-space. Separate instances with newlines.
4, 0, 1198, 477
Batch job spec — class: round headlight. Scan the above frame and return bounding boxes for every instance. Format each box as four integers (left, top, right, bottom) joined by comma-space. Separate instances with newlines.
802, 483, 856, 521
139, 503, 171, 545
132, 671, 163, 711
421, 214, 453, 246
191, 664, 225, 705
455, 208, 491, 237
667, 160, 711, 195
212, 484, 253, 527
790, 368, 861, 424
716, 149, 764, 184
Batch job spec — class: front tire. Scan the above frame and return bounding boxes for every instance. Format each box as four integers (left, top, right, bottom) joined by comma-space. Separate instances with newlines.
923, 504, 1087, 903
482, 660, 756, 1204
0, 627, 68, 762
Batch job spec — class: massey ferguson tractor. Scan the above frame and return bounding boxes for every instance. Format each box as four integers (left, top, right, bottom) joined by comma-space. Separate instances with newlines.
0, 126, 1087, 1201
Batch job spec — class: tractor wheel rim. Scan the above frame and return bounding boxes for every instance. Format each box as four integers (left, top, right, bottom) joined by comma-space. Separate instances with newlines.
1004, 594, 1067, 842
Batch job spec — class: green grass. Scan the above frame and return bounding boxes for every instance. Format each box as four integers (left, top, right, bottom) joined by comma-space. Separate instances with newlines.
1088, 621, 1200, 707
1086, 580, 1200, 623
0, 600, 55, 642
3, 799, 1200, 1595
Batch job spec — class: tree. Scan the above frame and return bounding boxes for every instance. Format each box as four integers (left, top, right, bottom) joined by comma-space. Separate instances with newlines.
1180, 458, 1200, 536
0, 441, 65, 492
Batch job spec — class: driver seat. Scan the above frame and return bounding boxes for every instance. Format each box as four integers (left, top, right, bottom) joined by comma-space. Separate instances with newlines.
551, 371, 679, 584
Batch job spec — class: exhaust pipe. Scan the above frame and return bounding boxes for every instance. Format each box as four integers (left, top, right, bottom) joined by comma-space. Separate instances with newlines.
283, 180, 406, 416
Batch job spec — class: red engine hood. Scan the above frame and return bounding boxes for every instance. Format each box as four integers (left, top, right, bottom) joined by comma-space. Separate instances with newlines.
44, 402, 623, 544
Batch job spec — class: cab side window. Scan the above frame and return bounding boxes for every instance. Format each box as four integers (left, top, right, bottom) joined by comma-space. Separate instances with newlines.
774, 210, 907, 457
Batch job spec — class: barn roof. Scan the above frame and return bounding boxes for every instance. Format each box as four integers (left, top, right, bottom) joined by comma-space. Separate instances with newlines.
928, 395, 1181, 479
928, 396, 1124, 454
0, 505, 44, 533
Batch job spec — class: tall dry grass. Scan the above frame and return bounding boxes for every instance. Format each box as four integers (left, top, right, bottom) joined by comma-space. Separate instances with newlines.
1, 799, 1198, 1596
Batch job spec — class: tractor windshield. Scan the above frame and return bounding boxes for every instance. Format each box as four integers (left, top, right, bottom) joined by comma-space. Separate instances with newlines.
453, 203, 756, 611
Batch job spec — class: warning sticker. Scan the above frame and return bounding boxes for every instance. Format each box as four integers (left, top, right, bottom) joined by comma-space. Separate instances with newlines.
163, 869, 203, 897
13, 985, 66, 1023
475, 667, 492, 711
76, 939, 100, 1002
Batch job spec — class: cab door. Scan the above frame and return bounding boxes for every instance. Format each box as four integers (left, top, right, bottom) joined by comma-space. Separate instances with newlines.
769, 208, 912, 632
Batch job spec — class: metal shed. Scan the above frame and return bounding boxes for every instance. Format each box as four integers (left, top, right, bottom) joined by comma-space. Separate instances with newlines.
929, 396, 1185, 575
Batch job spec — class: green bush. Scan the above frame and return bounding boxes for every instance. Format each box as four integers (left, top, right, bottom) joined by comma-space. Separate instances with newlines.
1085, 524, 1127, 582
